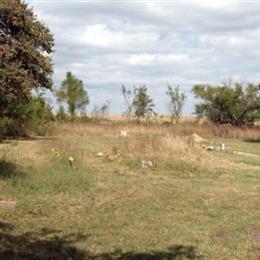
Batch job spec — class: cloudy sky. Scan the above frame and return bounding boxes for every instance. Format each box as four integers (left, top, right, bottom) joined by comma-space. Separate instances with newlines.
27, 0, 260, 114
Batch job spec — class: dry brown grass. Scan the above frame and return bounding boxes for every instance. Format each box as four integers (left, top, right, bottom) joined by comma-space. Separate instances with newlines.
121, 134, 204, 160
48, 121, 260, 140
46, 122, 260, 175
104, 115, 199, 123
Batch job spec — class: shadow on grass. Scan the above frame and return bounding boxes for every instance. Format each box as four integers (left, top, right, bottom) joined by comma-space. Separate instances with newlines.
96, 246, 201, 259
0, 221, 201, 259
0, 160, 25, 179
0, 222, 88, 259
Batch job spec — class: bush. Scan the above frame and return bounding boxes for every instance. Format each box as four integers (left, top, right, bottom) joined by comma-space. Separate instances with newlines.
193, 82, 260, 126
23, 95, 54, 135
0, 117, 22, 137
0, 95, 54, 137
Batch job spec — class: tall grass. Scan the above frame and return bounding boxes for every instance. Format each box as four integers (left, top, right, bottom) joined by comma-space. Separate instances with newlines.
121, 134, 205, 161
48, 121, 260, 140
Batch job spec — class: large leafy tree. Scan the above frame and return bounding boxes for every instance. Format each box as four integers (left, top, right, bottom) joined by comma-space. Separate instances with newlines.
0, 0, 54, 118
193, 82, 260, 126
132, 85, 155, 118
56, 72, 89, 117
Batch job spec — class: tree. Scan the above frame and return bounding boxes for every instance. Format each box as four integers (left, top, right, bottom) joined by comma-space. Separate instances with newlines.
166, 84, 186, 123
132, 85, 155, 118
56, 72, 89, 117
121, 85, 134, 116
0, 0, 54, 118
192, 82, 260, 126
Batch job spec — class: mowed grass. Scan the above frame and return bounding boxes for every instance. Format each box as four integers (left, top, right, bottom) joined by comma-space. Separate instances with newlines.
0, 123, 260, 259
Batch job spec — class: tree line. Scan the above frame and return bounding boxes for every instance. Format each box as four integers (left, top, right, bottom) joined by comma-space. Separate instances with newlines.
55, 72, 260, 128
0, 0, 260, 136
54, 72, 186, 124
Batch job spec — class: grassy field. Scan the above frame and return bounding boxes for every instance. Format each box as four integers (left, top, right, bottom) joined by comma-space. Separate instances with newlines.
0, 122, 260, 259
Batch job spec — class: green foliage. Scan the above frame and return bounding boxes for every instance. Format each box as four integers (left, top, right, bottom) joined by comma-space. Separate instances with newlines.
0, 117, 19, 136
193, 82, 260, 126
0, 94, 53, 136
132, 85, 155, 118
0, 0, 54, 118
166, 84, 186, 123
56, 72, 89, 117
22, 94, 53, 134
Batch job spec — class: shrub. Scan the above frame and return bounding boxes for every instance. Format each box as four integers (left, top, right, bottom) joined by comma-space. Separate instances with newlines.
0, 94, 54, 137
23, 95, 54, 135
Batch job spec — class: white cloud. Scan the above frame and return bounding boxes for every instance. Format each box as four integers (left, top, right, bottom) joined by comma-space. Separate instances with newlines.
83, 24, 119, 47
198, 0, 233, 9
82, 23, 160, 52
126, 54, 155, 65
200, 35, 254, 49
